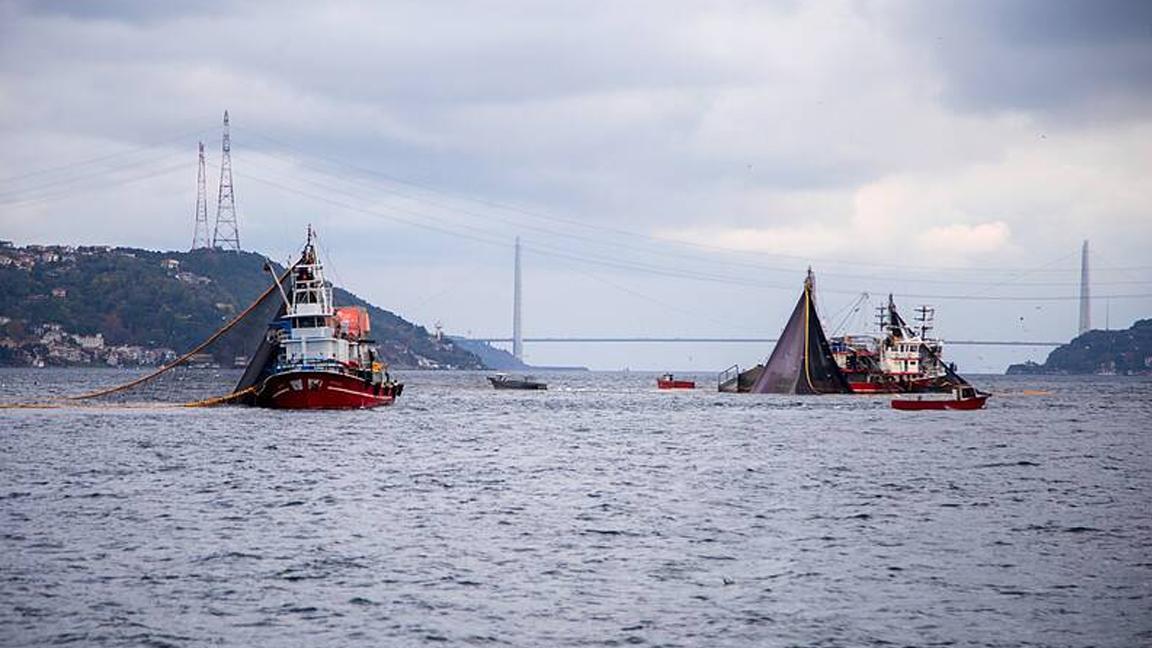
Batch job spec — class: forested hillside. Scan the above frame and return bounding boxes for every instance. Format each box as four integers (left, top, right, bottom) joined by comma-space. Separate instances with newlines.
1006, 319, 1152, 375
0, 243, 482, 369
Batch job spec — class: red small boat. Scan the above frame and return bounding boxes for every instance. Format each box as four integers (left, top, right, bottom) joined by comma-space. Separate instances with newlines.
891, 386, 989, 411
657, 373, 696, 390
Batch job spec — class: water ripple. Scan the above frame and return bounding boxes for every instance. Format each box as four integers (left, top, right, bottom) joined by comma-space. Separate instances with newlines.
1, 369, 1150, 646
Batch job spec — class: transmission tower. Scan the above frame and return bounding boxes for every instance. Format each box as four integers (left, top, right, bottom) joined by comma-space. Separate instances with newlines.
190, 142, 211, 249
212, 110, 241, 251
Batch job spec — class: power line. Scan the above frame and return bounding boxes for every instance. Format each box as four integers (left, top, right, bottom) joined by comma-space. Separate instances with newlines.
237, 150, 1149, 288
0, 161, 188, 209
0, 126, 210, 185
0, 147, 191, 205
238, 134, 1152, 283
232, 164, 1152, 303
242, 128, 1152, 275
8, 123, 1151, 302
236, 171, 511, 250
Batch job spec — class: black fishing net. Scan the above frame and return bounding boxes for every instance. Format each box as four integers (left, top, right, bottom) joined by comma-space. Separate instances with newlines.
751, 280, 852, 395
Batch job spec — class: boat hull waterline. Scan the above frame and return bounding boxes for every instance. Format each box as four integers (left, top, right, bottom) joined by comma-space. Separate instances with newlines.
257, 370, 402, 409
488, 375, 548, 390
890, 394, 988, 411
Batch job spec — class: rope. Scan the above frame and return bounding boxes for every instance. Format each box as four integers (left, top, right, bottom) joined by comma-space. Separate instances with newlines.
65, 266, 292, 401
181, 385, 258, 408
1, 264, 292, 410
1, 385, 261, 410
803, 284, 817, 394
0, 401, 66, 409
829, 292, 870, 337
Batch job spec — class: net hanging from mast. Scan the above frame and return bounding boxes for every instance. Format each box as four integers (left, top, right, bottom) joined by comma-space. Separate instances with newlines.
750, 270, 852, 395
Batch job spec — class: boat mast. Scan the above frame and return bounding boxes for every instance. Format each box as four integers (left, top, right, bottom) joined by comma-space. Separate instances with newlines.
886, 294, 902, 339
915, 306, 934, 340
289, 225, 332, 318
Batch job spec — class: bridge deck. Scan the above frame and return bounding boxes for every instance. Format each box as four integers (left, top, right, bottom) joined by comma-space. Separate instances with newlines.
472, 337, 1062, 347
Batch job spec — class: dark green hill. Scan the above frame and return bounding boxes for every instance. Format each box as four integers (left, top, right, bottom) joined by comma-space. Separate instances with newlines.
0, 243, 482, 369
449, 337, 532, 371
1006, 319, 1152, 375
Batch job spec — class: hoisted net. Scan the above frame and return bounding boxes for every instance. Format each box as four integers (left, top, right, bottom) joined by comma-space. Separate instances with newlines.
750, 272, 852, 395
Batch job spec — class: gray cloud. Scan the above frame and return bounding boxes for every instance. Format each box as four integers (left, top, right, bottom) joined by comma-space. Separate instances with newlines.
1, 0, 1149, 372
889, 0, 1152, 118
9, 0, 233, 23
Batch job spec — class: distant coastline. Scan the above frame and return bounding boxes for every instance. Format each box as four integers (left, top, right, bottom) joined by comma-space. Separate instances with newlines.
1006, 319, 1151, 375
449, 337, 588, 372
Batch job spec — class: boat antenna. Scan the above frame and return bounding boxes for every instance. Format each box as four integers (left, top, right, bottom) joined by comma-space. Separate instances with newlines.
302, 224, 318, 264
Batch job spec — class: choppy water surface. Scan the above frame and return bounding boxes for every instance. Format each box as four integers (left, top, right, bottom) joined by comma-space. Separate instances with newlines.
1, 369, 1150, 647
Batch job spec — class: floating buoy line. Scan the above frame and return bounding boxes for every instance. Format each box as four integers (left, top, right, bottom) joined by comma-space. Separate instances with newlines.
0, 267, 290, 410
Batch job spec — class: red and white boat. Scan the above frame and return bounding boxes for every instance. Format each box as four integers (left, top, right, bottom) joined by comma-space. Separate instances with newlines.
891, 385, 989, 411
830, 335, 901, 393
246, 227, 403, 409
657, 374, 696, 389
831, 296, 959, 394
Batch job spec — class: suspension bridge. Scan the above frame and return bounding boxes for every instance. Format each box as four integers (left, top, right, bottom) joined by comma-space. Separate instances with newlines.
470, 337, 1063, 347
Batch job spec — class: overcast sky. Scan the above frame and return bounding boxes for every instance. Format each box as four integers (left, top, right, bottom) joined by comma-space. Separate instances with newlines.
2, 0, 1150, 372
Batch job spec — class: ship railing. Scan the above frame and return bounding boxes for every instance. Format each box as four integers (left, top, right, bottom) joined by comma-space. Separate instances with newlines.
718, 364, 740, 393
272, 358, 357, 375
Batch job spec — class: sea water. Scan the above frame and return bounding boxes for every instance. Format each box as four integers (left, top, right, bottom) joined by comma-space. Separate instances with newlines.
1, 369, 1150, 647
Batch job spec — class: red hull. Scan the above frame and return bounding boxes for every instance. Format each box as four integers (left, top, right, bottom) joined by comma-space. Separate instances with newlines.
891, 395, 988, 411
657, 379, 696, 390
848, 380, 900, 394
257, 370, 400, 409
847, 376, 953, 394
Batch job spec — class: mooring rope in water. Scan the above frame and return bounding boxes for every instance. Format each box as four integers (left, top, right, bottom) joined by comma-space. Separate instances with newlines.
0, 400, 66, 410
180, 385, 258, 408
0, 385, 260, 410
64, 266, 292, 402
0, 265, 291, 410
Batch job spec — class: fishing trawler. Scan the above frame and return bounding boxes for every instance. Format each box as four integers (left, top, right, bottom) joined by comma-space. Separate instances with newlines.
830, 296, 957, 394
718, 271, 973, 396
828, 334, 897, 393
236, 227, 403, 409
